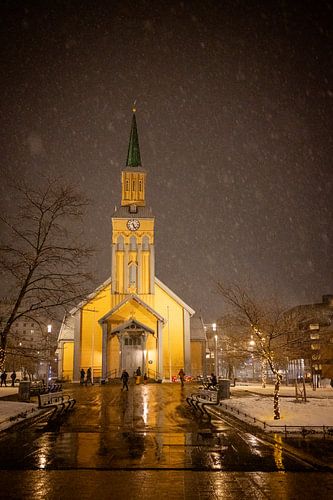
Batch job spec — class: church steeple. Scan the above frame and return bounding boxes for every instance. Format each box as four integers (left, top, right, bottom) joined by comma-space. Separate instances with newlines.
126, 108, 142, 167
121, 109, 146, 207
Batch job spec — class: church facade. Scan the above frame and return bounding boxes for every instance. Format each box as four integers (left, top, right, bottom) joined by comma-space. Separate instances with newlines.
57, 112, 204, 382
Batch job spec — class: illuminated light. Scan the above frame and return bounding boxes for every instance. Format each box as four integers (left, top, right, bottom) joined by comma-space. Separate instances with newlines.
212, 323, 217, 332
47, 324, 52, 333
273, 434, 284, 470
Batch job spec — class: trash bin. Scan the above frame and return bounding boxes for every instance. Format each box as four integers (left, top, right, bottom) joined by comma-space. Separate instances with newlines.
217, 379, 230, 400
18, 381, 31, 402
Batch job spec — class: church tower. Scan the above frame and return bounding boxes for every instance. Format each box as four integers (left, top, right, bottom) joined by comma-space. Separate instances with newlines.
111, 109, 155, 297
57, 109, 198, 383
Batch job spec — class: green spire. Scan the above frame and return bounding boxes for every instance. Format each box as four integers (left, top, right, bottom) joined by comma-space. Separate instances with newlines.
126, 108, 142, 167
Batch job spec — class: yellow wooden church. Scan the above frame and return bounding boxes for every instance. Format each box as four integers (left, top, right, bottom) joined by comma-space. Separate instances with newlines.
57, 111, 205, 382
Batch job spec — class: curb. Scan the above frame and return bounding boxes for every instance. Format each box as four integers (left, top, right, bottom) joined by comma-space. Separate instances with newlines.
0, 408, 53, 436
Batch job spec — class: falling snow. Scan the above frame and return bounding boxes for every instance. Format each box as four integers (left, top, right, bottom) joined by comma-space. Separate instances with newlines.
0, 1, 332, 320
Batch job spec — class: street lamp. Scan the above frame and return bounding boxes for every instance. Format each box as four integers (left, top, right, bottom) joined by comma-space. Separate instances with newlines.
215, 334, 218, 377
212, 323, 218, 377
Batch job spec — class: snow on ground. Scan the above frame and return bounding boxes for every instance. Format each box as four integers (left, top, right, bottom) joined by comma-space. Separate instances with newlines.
224, 384, 333, 428
0, 401, 39, 431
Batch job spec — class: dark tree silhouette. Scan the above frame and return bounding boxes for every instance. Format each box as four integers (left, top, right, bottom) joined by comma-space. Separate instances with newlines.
0, 177, 94, 370
217, 283, 308, 420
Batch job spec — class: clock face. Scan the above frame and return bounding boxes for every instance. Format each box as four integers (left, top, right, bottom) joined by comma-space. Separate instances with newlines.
127, 219, 140, 231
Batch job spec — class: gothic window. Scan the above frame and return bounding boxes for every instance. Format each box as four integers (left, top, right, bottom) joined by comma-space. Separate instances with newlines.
117, 235, 124, 251
132, 180, 136, 191
142, 235, 149, 251
125, 179, 129, 191
139, 180, 142, 191
129, 262, 137, 286
130, 235, 137, 251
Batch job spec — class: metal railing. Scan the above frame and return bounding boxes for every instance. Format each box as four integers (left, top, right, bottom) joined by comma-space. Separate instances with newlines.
106, 369, 118, 380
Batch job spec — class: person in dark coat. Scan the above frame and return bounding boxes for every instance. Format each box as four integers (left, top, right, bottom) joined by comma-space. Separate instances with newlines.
1, 370, 7, 387
85, 367, 92, 385
10, 371, 16, 387
208, 373, 217, 389
178, 368, 185, 387
121, 369, 129, 391
80, 368, 85, 385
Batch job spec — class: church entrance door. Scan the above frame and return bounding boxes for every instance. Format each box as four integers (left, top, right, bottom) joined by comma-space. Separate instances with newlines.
121, 333, 145, 376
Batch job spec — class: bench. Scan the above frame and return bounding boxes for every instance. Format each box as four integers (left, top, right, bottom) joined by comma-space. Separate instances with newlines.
29, 382, 63, 396
186, 387, 220, 420
38, 391, 76, 417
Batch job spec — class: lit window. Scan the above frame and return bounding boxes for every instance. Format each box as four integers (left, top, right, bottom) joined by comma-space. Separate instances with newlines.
310, 333, 319, 340
142, 236, 149, 251
309, 323, 319, 330
129, 263, 137, 286
129, 236, 137, 251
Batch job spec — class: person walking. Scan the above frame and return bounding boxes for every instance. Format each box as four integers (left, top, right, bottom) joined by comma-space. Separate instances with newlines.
85, 367, 92, 386
80, 368, 85, 385
10, 371, 16, 387
121, 369, 129, 391
178, 368, 185, 387
1, 370, 7, 387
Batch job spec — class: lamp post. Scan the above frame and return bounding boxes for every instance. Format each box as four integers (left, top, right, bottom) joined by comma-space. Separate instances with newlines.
212, 323, 217, 376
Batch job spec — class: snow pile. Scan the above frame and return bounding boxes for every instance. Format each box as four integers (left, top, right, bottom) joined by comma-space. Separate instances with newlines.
221, 395, 333, 428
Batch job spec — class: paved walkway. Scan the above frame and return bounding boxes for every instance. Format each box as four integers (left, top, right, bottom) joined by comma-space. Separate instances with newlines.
1, 469, 333, 499
1, 383, 333, 499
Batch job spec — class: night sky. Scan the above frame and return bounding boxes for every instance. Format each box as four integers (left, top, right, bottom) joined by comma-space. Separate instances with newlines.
1, 0, 332, 321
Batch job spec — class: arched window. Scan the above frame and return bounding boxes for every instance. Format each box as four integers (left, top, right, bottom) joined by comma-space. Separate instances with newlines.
125, 179, 129, 191
142, 235, 149, 251
129, 262, 137, 286
117, 235, 124, 251
139, 180, 142, 192
130, 235, 137, 251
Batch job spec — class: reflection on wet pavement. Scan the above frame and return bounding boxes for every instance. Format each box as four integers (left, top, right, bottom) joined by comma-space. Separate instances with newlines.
0, 383, 316, 471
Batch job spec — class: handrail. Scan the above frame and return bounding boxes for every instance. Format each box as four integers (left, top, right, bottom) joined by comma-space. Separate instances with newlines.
147, 368, 162, 380
106, 369, 118, 379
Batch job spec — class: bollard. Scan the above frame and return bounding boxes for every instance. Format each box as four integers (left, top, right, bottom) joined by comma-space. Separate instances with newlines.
18, 381, 31, 402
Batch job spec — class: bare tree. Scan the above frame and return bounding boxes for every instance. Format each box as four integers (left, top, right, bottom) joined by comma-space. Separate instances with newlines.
0, 177, 94, 370
217, 283, 308, 420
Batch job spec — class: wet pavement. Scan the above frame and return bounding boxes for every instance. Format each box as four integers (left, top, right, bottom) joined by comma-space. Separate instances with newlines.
1, 382, 333, 498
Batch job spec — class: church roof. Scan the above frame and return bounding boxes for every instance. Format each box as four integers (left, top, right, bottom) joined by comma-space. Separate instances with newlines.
66, 277, 195, 319
126, 110, 142, 167
190, 316, 207, 340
